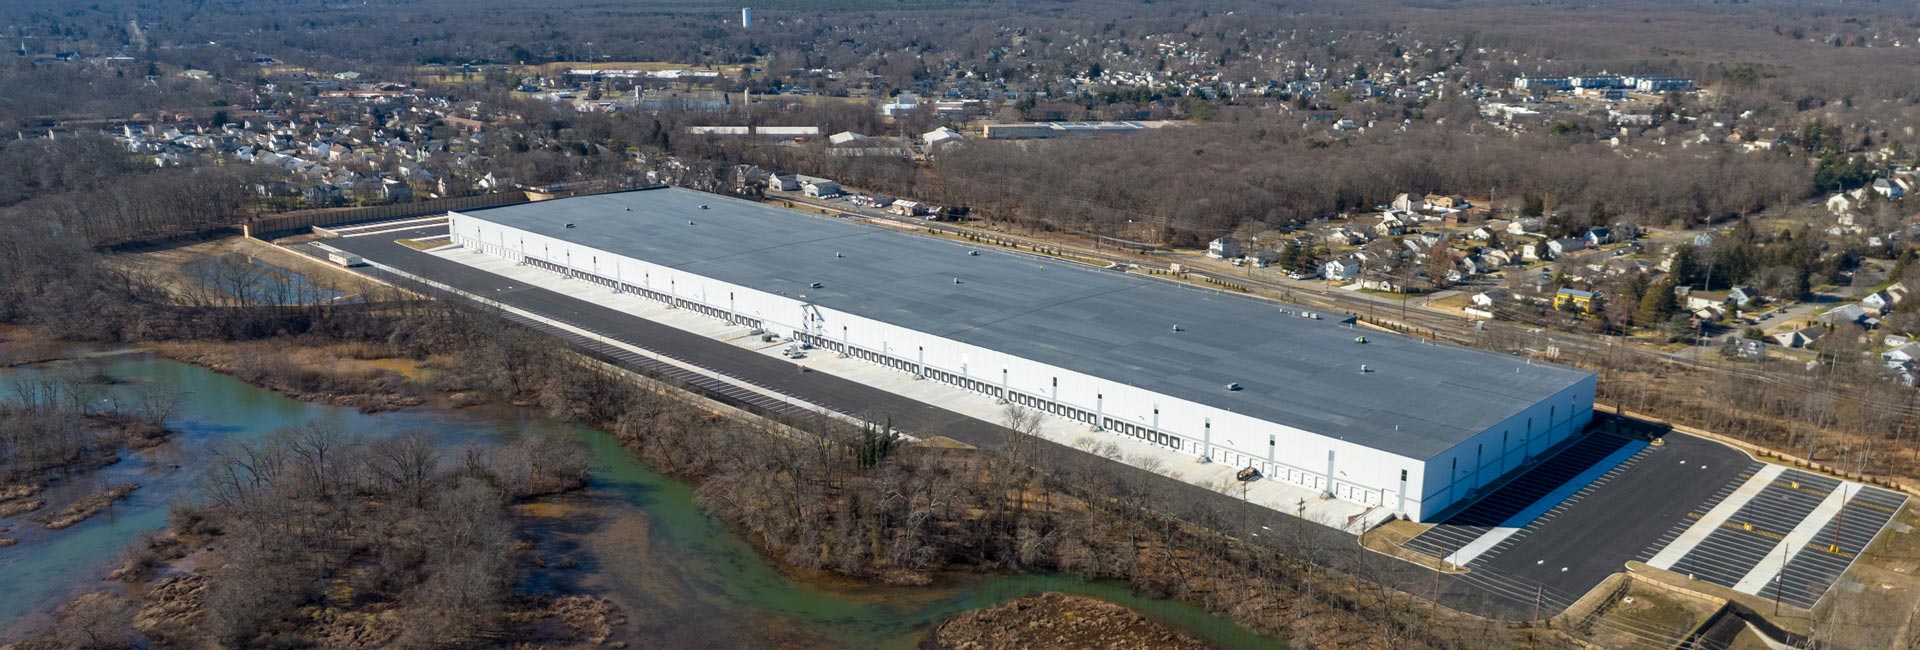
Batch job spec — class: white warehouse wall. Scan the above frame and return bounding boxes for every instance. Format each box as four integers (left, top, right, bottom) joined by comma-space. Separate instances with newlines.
451, 211, 1592, 523
1417, 375, 1597, 520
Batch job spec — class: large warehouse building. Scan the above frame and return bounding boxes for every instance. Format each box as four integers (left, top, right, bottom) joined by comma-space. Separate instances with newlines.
447, 187, 1597, 522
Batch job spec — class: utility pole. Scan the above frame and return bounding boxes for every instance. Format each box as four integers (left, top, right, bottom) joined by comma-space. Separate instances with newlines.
1774, 543, 1787, 616
1533, 583, 1543, 622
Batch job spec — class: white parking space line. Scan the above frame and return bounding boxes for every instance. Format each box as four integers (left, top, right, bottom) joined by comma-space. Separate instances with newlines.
1648, 464, 1786, 570
1733, 481, 1861, 594
1447, 440, 1646, 566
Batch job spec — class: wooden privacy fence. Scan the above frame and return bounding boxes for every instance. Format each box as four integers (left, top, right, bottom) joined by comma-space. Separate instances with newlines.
241, 192, 528, 238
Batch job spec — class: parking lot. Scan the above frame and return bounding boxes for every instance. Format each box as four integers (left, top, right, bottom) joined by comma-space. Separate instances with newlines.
1641, 465, 1908, 610
1405, 432, 1646, 564
1405, 433, 1755, 612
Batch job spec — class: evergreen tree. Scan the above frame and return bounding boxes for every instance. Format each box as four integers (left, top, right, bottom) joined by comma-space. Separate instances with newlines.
1637, 277, 1679, 328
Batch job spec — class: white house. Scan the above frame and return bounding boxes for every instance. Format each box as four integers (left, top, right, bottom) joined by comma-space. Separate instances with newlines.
1828, 193, 1855, 216
1322, 258, 1362, 281
1207, 236, 1243, 259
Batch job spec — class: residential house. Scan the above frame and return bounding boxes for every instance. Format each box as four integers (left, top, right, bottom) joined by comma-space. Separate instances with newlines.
303, 183, 346, 206
1884, 342, 1920, 366
769, 173, 800, 191
1390, 193, 1418, 213
1861, 289, 1900, 314
1583, 227, 1613, 247
1819, 304, 1878, 329
1470, 226, 1497, 241
1507, 218, 1544, 235
1358, 272, 1407, 293
1727, 287, 1759, 308
1207, 236, 1243, 259
1874, 178, 1905, 200
1546, 238, 1585, 258
1372, 214, 1408, 237
1693, 232, 1717, 248
1522, 242, 1545, 262
1554, 288, 1599, 315
378, 179, 413, 202
477, 171, 513, 191
1773, 326, 1825, 349
1685, 292, 1728, 312
1423, 194, 1467, 211
1322, 258, 1362, 282
1327, 226, 1367, 245
1828, 193, 1855, 216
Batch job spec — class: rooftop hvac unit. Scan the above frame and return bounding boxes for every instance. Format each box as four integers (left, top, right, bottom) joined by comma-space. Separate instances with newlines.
1171, 324, 1184, 332
809, 282, 823, 289
564, 223, 576, 228
1359, 364, 1370, 373
1225, 382, 1242, 391
1354, 336, 1367, 344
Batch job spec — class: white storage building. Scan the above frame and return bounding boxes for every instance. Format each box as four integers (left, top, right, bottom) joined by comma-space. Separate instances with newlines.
447, 188, 1597, 522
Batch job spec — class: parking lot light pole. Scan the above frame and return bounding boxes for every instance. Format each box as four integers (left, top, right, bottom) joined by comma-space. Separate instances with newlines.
1774, 543, 1787, 616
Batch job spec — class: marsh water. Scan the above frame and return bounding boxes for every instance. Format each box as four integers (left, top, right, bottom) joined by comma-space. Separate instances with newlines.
0, 352, 1284, 648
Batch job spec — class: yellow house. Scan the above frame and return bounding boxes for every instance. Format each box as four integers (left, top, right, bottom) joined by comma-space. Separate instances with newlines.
1554, 288, 1599, 315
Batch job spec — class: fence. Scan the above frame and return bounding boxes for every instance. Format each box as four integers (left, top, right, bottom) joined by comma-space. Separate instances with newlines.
241, 192, 529, 238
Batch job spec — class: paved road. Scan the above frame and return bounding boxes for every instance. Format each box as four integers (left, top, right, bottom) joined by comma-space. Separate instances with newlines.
322, 227, 1737, 628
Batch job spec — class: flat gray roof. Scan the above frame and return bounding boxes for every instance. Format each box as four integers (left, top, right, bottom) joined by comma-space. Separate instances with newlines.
461, 188, 1593, 459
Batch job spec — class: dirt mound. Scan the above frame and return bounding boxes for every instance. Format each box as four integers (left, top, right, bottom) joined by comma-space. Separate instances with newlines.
927, 593, 1212, 650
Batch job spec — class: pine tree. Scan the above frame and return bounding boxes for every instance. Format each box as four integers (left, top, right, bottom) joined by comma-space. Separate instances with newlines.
1637, 277, 1679, 328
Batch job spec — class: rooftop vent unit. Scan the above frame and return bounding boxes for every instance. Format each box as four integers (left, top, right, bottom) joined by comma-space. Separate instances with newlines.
1354, 336, 1367, 344
968, 250, 981, 256
700, 204, 709, 210
809, 282, 823, 289
624, 206, 632, 212
1360, 364, 1371, 373
953, 278, 962, 284
1225, 382, 1242, 391
1171, 324, 1185, 332
687, 220, 696, 225
835, 252, 844, 258
564, 223, 576, 229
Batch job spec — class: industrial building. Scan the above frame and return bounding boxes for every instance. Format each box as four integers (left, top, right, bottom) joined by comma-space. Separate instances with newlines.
445, 187, 1597, 522
981, 120, 1182, 140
